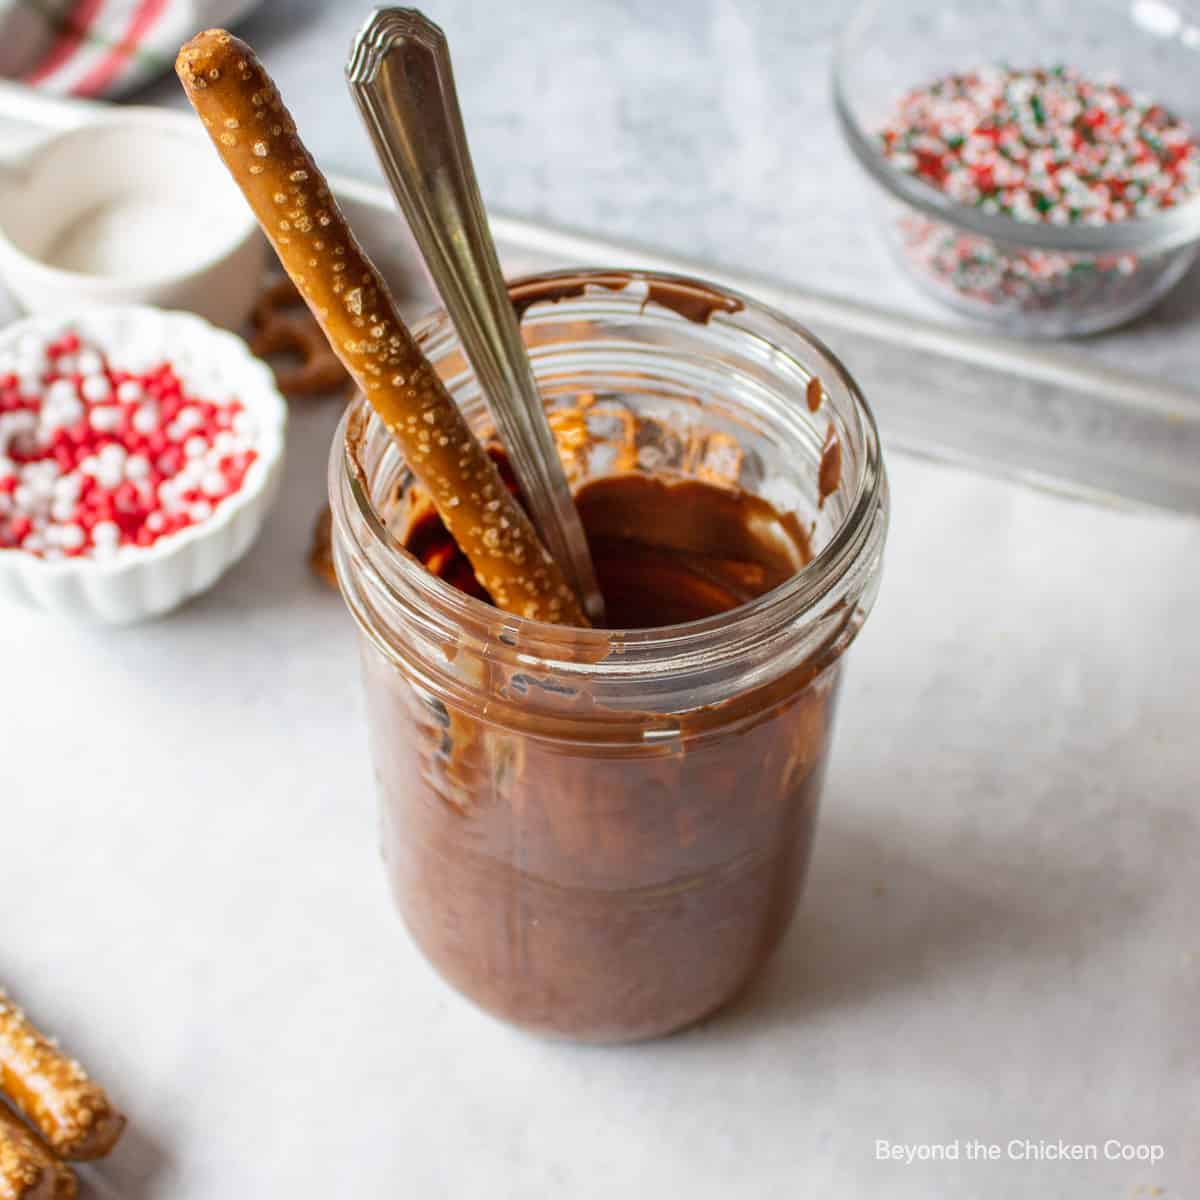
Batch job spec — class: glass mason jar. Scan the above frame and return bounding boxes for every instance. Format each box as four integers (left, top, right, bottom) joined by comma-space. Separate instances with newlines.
329, 269, 889, 1042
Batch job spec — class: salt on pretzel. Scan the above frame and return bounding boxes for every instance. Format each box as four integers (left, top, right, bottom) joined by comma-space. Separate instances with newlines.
251, 279, 350, 397
0, 1103, 77, 1200
176, 30, 587, 626
0, 993, 123, 1162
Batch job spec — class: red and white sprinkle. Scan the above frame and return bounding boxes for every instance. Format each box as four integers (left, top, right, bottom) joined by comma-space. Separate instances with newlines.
0, 329, 259, 561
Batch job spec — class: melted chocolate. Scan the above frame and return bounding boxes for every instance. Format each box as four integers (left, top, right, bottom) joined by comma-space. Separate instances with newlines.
510, 273, 633, 322
372, 466, 837, 1040
642, 281, 743, 325
575, 473, 808, 627
374, 414, 840, 1042
404, 463, 809, 629
509, 272, 742, 327
818, 422, 842, 509
806, 376, 823, 413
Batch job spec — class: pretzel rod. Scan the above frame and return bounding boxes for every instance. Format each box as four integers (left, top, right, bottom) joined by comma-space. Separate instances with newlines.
0, 993, 123, 1162
0, 1103, 76, 1200
176, 30, 587, 625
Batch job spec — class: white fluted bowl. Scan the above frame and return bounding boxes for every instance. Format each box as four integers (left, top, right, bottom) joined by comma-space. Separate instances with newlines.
0, 307, 286, 623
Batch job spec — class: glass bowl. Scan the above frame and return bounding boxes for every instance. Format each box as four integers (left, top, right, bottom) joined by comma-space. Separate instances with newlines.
833, 0, 1200, 336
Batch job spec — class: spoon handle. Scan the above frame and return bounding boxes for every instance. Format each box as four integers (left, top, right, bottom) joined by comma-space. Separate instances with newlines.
347, 8, 605, 625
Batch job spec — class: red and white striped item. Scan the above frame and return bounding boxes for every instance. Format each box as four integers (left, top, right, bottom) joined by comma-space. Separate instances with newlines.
0, 0, 261, 99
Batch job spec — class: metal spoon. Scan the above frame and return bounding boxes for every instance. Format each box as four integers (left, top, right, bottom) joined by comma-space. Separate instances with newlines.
346, 7, 605, 625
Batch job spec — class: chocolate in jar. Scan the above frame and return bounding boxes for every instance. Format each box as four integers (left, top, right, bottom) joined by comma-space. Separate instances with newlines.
335, 271, 887, 1042
362, 442, 839, 1041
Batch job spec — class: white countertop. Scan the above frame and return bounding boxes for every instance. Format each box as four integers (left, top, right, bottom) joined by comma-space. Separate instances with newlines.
3, 4, 1199, 1197
7, 433, 1198, 1199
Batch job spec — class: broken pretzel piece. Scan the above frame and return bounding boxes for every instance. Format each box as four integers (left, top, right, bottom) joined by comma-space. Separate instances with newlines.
251, 279, 351, 397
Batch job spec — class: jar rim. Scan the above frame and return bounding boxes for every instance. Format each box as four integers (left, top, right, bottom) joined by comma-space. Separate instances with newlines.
332, 267, 888, 674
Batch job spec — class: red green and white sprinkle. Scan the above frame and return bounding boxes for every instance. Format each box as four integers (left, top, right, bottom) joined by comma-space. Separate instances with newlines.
893, 215, 1146, 313
879, 64, 1200, 225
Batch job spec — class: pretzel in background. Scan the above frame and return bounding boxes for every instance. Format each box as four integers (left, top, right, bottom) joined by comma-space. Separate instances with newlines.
251, 279, 351, 397
176, 30, 587, 627
0, 1101, 75, 1200
0, 992, 123, 1163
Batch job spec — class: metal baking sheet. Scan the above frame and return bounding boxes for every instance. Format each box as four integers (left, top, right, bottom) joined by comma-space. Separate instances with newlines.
0, 86, 1194, 518
335, 175, 1200, 517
